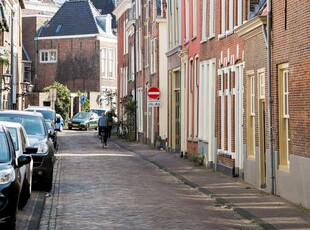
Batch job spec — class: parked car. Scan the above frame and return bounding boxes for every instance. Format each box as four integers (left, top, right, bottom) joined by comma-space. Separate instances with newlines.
55, 113, 64, 132
45, 120, 58, 148
68, 112, 99, 130
25, 106, 56, 124
0, 124, 35, 228
0, 110, 56, 191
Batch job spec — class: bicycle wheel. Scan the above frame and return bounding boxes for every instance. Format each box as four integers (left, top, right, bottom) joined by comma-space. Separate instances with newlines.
100, 134, 104, 148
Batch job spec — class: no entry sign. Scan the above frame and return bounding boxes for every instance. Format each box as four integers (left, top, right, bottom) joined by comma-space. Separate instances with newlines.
148, 87, 160, 100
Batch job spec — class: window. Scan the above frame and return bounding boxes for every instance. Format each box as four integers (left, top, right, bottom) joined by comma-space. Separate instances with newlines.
192, 0, 197, 37
250, 75, 255, 116
202, 0, 207, 41
237, 0, 243, 27
40, 50, 57, 63
209, 0, 215, 37
124, 20, 128, 54
150, 38, 156, 74
185, 0, 190, 41
278, 64, 290, 168
259, 72, 265, 99
228, 0, 234, 32
246, 71, 255, 157
130, 46, 134, 81
101, 48, 107, 78
138, 28, 142, 71
109, 49, 115, 78
220, 0, 226, 37
202, 0, 215, 41
55, 25, 62, 34
283, 70, 289, 118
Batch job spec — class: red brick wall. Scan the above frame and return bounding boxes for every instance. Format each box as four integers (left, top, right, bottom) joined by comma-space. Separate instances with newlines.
36, 37, 101, 93
272, 1, 310, 158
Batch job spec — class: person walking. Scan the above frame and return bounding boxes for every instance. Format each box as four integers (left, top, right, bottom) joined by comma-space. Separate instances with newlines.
98, 112, 109, 146
107, 113, 113, 138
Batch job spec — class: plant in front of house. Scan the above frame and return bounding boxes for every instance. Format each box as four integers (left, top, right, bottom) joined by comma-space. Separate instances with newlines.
190, 153, 205, 166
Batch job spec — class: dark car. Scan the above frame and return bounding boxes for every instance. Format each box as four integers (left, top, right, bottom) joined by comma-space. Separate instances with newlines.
0, 124, 34, 228
68, 112, 98, 130
0, 110, 56, 192
45, 120, 58, 149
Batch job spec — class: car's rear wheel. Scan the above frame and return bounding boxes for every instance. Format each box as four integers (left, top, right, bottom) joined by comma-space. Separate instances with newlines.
59, 125, 63, 132
18, 177, 31, 209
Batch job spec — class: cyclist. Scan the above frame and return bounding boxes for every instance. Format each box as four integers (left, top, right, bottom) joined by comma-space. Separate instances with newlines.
98, 112, 108, 146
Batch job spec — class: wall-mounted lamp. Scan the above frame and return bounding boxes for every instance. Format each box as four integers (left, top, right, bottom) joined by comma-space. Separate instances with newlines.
20, 81, 34, 94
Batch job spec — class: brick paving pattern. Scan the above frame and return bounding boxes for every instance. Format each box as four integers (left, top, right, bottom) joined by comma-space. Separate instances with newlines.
39, 130, 264, 230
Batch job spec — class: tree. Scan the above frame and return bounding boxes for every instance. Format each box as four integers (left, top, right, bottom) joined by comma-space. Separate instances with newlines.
123, 100, 136, 141
103, 90, 117, 116
44, 82, 71, 121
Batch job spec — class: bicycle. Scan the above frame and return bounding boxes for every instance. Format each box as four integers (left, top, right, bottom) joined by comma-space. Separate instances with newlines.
117, 123, 128, 139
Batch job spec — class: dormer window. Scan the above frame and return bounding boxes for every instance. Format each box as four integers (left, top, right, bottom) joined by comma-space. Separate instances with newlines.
55, 25, 62, 34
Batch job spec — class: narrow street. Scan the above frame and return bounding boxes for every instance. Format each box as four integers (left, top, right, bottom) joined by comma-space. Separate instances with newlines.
38, 130, 261, 229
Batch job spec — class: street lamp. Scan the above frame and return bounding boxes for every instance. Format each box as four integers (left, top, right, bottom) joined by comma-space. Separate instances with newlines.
20, 81, 34, 110
0, 71, 12, 109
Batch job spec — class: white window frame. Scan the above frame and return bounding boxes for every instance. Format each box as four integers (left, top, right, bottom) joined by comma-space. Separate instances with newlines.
259, 71, 265, 99
220, 0, 226, 38
228, 0, 234, 33
192, 0, 197, 37
109, 48, 115, 78
250, 75, 255, 116
39, 49, 57, 63
202, 0, 207, 41
124, 20, 128, 54
101, 48, 107, 78
283, 70, 289, 118
186, 0, 190, 42
209, 0, 215, 37
151, 38, 156, 74
130, 46, 134, 81
139, 28, 142, 71
237, 0, 243, 27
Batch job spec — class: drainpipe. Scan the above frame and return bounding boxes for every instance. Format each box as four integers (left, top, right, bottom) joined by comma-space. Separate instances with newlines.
267, 0, 275, 194
133, 23, 137, 141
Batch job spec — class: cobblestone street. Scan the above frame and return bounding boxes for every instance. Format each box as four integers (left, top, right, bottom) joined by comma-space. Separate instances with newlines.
39, 130, 262, 230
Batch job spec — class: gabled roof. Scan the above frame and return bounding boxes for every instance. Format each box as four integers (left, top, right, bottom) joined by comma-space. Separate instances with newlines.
38, 0, 109, 37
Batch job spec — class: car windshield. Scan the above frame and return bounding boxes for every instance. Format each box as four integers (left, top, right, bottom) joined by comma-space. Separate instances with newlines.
27, 109, 54, 121
7, 127, 19, 151
73, 113, 89, 119
0, 114, 46, 136
90, 109, 105, 116
0, 133, 10, 162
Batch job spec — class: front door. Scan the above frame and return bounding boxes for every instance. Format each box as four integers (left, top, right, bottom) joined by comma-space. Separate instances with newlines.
175, 89, 180, 151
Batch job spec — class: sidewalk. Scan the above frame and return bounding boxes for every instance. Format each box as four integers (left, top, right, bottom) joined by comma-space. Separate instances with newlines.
111, 137, 310, 230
